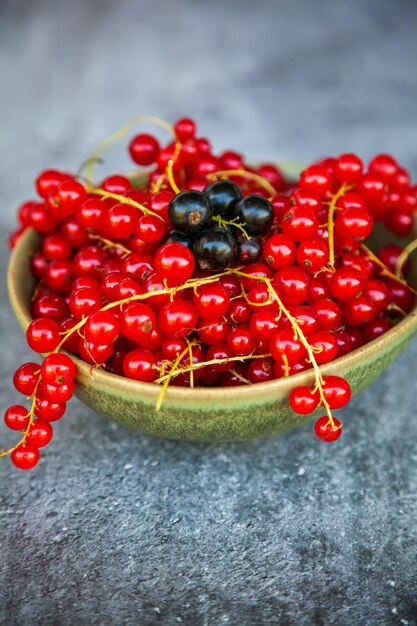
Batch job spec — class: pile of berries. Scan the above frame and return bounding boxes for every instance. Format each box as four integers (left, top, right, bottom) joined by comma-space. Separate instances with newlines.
3, 115, 417, 470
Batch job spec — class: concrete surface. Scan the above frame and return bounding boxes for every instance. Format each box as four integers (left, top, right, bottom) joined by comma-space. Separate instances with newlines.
0, 0, 417, 624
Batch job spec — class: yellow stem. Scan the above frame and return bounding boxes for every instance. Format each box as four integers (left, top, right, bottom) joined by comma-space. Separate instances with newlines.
207, 169, 277, 197
327, 183, 349, 272
395, 238, 417, 277
88, 234, 132, 257
0, 377, 41, 458
211, 215, 250, 239
84, 186, 164, 222
85, 115, 175, 182
361, 244, 417, 296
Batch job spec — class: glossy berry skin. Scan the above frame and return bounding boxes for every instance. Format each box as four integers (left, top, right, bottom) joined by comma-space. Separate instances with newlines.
41, 353, 76, 385
335, 208, 373, 242
27, 318, 61, 353
198, 320, 229, 345
314, 416, 342, 442
270, 329, 305, 365
84, 311, 120, 345
226, 325, 256, 356
330, 268, 363, 301
193, 283, 230, 320
313, 300, 342, 331
300, 165, 332, 197
247, 357, 275, 384
297, 238, 329, 272
203, 180, 242, 218
236, 236, 262, 265
11, 445, 40, 470
120, 302, 157, 344
334, 153, 363, 183
165, 230, 193, 250
69, 287, 102, 319
13, 363, 40, 396
28, 420, 53, 448
274, 267, 309, 306
232, 194, 273, 235
40, 379, 75, 403
169, 191, 213, 235
289, 386, 319, 415
342, 294, 376, 326
104, 203, 136, 239
194, 227, 237, 271
282, 206, 318, 241
136, 215, 166, 243
154, 242, 195, 287
129, 133, 160, 166
322, 376, 351, 409
34, 399, 66, 422
263, 234, 296, 270
174, 117, 196, 141
123, 349, 158, 382
4, 405, 30, 430
158, 301, 198, 337
309, 331, 338, 364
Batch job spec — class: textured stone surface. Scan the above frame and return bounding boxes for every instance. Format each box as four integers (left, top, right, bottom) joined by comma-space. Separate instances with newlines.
1, 0, 417, 624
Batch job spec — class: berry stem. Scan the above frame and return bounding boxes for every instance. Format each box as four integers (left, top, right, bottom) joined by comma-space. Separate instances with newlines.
395, 237, 417, 277
85, 115, 175, 182
88, 234, 132, 257
211, 215, 251, 239
327, 183, 349, 272
0, 377, 41, 458
84, 185, 165, 221
361, 244, 417, 295
207, 169, 277, 197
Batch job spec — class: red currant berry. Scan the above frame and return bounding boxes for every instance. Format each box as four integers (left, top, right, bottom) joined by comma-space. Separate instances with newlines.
263, 234, 296, 270
330, 268, 363, 301
85, 311, 120, 344
69, 287, 102, 319
123, 349, 158, 382
120, 302, 157, 344
174, 117, 197, 141
247, 357, 275, 383
226, 325, 256, 356
296, 238, 329, 272
342, 294, 377, 326
4, 405, 30, 430
282, 206, 318, 241
40, 379, 75, 403
274, 267, 310, 306
300, 165, 332, 197
154, 242, 195, 287
158, 300, 198, 337
28, 420, 53, 447
335, 208, 373, 243
41, 353, 76, 385
314, 416, 342, 442
289, 386, 319, 415
34, 398, 66, 422
270, 329, 305, 365
309, 330, 338, 364
129, 134, 160, 166
13, 363, 40, 396
101, 175, 131, 194
35, 169, 69, 199
313, 299, 342, 331
193, 283, 230, 320
11, 444, 40, 470
334, 153, 363, 184
27, 318, 61, 353
322, 375, 351, 409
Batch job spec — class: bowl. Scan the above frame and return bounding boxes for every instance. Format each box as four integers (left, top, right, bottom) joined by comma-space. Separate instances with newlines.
7, 176, 417, 442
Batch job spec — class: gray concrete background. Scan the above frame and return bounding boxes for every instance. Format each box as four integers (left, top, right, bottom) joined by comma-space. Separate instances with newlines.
1, 0, 417, 624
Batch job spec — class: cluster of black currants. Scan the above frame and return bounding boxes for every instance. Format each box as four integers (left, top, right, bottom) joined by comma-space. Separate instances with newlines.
166, 180, 274, 271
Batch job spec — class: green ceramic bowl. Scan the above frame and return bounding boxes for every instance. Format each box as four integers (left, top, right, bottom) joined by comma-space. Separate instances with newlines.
7, 179, 417, 442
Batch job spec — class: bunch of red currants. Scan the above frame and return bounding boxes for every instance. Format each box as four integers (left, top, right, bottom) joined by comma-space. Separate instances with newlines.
3, 116, 417, 470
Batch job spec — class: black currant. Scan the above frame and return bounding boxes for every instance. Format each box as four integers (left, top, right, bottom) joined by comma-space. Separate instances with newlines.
236, 235, 262, 264
203, 179, 242, 218
165, 230, 194, 249
194, 227, 237, 272
169, 191, 213, 235
232, 194, 273, 235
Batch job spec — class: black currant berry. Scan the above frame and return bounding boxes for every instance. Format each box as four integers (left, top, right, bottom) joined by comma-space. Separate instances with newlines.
169, 191, 213, 235
194, 227, 237, 271
165, 230, 194, 249
232, 194, 273, 235
203, 179, 242, 218
236, 235, 262, 264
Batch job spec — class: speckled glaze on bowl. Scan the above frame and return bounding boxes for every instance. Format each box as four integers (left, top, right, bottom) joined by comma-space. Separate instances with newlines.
7, 168, 417, 442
